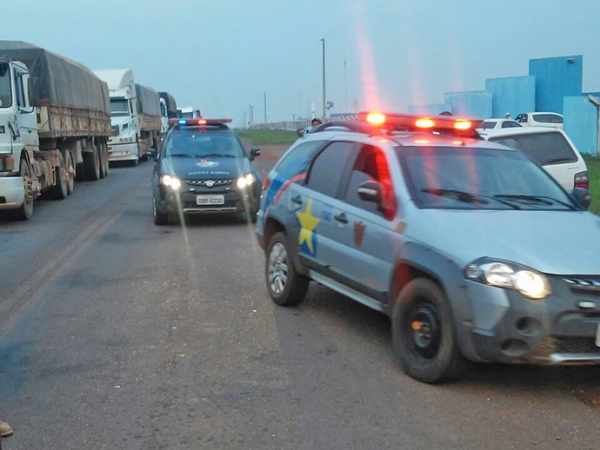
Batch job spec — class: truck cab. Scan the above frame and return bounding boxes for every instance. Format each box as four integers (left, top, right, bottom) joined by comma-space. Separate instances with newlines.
177, 107, 201, 119
94, 69, 142, 165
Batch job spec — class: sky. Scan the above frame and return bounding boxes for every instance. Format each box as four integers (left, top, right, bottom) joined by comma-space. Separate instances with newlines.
3, 0, 600, 127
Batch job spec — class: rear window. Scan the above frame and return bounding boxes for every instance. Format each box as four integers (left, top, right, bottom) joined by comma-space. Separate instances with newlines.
532, 113, 563, 124
488, 131, 577, 166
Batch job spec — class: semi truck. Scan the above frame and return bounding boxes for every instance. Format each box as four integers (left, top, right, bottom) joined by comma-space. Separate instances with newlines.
177, 106, 201, 119
0, 41, 111, 220
93, 69, 161, 166
159, 91, 177, 139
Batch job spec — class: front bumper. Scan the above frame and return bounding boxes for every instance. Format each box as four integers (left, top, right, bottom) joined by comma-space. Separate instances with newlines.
155, 181, 258, 216
465, 276, 600, 365
108, 143, 138, 161
0, 176, 25, 210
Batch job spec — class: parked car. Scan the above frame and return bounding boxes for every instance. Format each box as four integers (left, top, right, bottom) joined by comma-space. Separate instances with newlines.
515, 112, 563, 129
477, 119, 522, 131
482, 127, 588, 193
256, 112, 598, 384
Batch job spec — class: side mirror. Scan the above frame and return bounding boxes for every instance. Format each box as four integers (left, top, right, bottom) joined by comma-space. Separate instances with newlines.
250, 147, 261, 160
357, 180, 383, 204
572, 187, 591, 210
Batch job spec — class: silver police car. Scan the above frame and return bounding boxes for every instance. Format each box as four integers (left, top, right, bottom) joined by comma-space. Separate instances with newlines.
256, 112, 599, 383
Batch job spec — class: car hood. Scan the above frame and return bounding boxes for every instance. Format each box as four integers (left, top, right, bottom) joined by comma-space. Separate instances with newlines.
162, 156, 248, 180
407, 209, 600, 275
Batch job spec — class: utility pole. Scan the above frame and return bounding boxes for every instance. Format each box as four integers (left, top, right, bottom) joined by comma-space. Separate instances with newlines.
264, 91, 267, 124
249, 105, 254, 126
344, 58, 348, 112
321, 38, 326, 122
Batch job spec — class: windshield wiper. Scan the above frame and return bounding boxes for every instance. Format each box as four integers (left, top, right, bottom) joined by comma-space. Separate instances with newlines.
421, 188, 520, 209
543, 157, 573, 165
494, 194, 576, 210
166, 153, 192, 158
196, 153, 236, 158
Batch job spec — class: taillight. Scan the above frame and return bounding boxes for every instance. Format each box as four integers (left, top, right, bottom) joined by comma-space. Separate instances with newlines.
574, 171, 589, 190
262, 175, 271, 191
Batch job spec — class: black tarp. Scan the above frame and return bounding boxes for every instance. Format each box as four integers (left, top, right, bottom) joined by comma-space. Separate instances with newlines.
0, 40, 109, 113
136, 84, 161, 117
159, 92, 177, 118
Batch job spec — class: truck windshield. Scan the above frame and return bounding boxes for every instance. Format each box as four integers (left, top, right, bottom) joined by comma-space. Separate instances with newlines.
0, 63, 12, 108
179, 111, 194, 119
110, 98, 129, 117
164, 129, 244, 158
398, 146, 577, 211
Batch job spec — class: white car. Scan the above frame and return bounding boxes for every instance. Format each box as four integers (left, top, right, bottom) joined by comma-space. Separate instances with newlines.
515, 112, 563, 129
481, 127, 588, 193
477, 119, 522, 131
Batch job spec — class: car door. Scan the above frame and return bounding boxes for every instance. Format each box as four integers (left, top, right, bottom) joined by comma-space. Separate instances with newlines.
327, 144, 398, 302
287, 141, 357, 273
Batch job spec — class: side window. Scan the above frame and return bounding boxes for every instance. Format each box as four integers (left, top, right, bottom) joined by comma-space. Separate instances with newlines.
343, 145, 395, 217
15, 74, 25, 108
274, 141, 323, 179
306, 142, 354, 197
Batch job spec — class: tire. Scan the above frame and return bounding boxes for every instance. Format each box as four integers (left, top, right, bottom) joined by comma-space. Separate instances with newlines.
153, 197, 169, 225
84, 147, 101, 181
102, 144, 110, 178
50, 151, 68, 200
14, 158, 34, 221
392, 278, 466, 383
66, 151, 75, 195
266, 232, 309, 306
98, 145, 106, 179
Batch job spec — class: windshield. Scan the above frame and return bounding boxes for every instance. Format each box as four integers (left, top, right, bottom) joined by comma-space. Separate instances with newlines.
488, 131, 577, 165
164, 129, 244, 158
399, 146, 577, 211
0, 63, 12, 108
179, 111, 193, 118
481, 121, 497, 129
110, 98, 129, 117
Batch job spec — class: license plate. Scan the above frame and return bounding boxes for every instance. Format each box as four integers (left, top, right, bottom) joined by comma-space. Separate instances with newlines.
596, 323, 600, 347
197, 195, 225, 205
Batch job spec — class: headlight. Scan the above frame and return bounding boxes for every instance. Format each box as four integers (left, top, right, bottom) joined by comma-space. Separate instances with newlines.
465, 260, 551, 300
119, 137, 131, 143
236, 173, 256, 189
160, 175, 182, 190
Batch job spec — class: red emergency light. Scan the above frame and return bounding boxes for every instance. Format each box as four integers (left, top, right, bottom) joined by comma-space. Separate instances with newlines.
358, 111, 483, 135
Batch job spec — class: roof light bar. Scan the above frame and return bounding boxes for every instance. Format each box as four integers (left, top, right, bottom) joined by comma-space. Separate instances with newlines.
169, 118, 232, 127
358, 111, 482, 135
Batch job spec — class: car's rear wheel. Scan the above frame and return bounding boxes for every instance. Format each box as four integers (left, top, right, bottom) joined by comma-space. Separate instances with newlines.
392, 278, 466, 383
266, 232, 309, 306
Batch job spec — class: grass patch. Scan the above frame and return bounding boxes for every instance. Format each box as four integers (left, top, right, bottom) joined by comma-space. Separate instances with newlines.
236, 129, 299, 146
585, 156, 600, 215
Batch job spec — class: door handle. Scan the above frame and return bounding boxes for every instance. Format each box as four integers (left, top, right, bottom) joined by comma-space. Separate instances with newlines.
334, 213, 348, 224
292, 195, 303, 205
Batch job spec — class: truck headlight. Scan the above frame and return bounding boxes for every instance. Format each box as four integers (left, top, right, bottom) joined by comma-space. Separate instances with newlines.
237, 173, 256, 189
160, 175, 182, 190
465, 260, 551, 300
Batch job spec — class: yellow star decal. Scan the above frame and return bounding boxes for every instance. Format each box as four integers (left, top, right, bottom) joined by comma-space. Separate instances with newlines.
296, 198, 320, 255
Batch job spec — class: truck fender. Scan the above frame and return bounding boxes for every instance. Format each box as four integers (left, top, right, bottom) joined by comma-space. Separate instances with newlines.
389, 241, 481, 362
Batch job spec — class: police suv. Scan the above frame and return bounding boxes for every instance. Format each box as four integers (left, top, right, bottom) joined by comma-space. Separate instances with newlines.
256, 112, 599, 383
152, 118, 261, 225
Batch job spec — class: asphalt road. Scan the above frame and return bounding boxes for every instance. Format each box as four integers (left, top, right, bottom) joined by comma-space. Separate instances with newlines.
1, 154, 600, 450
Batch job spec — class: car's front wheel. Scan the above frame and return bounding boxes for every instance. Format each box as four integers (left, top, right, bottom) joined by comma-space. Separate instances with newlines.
392, 278, 466, 383
153, 197, 169, 225
266, 232, 309, 306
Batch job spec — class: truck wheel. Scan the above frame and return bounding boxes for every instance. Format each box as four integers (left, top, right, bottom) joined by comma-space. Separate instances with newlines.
153, 197, 169, 225
102, 145, 110, 177
84, 147, 101, 181
14, 158, 34, 221
66, 151, 75, 195
98, 145, 106, 179
392, 278, 466, 383
266, 232, 309, 306
50, 151, 68, 200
